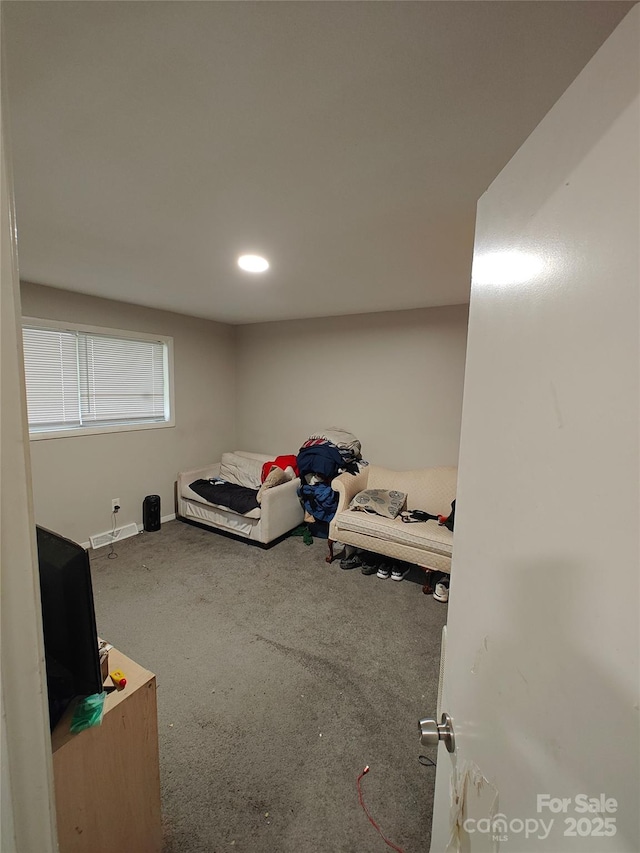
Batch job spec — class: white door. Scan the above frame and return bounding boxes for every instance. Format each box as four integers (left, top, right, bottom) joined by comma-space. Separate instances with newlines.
429, 9, 639, 853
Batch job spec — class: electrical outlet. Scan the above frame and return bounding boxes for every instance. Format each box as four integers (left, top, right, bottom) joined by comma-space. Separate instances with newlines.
112, 498, 120, 513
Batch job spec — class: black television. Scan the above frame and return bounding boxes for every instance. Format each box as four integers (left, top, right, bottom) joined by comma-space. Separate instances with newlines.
36, 525, 103, 730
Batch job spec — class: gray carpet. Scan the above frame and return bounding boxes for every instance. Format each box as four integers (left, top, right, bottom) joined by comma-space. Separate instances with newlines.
89, 520, 447, 853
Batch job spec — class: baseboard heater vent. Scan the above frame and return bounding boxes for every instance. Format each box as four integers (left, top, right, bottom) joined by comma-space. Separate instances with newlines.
90, 523, 139, 550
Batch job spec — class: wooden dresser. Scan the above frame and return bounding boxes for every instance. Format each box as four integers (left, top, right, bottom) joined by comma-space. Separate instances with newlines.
51, 648, 162, 853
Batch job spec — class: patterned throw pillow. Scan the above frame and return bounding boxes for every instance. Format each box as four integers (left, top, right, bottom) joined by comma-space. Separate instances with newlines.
349, 489, 406, 519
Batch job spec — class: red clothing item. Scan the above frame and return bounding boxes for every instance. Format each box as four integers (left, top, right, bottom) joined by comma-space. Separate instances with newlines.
261, 455, 299, 483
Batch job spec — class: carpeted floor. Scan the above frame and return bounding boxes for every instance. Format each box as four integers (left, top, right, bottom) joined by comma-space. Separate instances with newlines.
89, 520, 447, 853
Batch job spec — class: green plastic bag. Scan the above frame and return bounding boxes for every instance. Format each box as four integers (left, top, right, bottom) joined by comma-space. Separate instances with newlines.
70, 691, 106, 734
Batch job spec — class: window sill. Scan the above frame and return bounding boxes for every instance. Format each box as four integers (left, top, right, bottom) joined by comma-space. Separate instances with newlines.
29, 420, 175, 441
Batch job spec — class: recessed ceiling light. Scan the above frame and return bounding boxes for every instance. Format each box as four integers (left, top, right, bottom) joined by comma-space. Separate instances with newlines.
238, 254, 269, 273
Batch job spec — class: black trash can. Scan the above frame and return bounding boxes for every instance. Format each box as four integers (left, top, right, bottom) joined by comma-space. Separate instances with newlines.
143, 495, 161, 532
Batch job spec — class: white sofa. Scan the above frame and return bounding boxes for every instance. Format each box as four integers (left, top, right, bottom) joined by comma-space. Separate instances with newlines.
177, 451, 304, 546
328, 464, 457, 591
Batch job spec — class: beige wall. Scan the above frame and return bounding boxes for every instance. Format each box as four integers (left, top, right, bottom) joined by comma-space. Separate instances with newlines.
20, 285, 468, 542
20, 282, 237, 544
236, 305, 469, 470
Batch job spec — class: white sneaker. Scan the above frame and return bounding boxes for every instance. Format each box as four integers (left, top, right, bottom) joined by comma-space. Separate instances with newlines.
433, 575, 450, 602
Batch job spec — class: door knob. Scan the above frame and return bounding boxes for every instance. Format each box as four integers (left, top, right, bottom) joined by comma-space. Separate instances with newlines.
419, 712, 455, 752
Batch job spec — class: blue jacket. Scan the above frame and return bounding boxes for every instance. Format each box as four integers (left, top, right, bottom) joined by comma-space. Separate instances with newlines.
297, 482, 339, 522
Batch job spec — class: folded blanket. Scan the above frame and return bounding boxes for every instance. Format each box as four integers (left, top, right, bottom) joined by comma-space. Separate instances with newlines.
189, 480, 259, 515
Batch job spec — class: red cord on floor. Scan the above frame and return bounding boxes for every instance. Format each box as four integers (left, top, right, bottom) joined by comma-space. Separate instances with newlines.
356, 766, 406, 853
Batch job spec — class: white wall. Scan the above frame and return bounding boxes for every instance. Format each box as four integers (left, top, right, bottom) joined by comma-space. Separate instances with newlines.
236, 305, 468, 469
20, 282, 237, 544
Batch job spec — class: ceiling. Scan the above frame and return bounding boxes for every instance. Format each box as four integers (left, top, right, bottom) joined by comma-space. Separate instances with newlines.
2, 1, 633, 325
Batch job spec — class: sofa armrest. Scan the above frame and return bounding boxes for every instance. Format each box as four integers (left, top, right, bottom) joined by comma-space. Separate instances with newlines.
331, 467, 369, 514
259, 477, 304, 542
177, 462, 221, 496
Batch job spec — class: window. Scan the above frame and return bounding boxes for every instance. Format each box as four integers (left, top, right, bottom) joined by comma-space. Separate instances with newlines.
22, 319, 174, 439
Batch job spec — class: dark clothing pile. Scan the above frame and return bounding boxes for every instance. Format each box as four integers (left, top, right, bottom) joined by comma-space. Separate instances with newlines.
296, 440, 358, 483
295, 435, 361, 535
305, 430, 363, 470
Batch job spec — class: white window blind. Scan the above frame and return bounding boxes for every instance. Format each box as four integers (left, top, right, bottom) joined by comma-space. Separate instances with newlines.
22, 327, 81, 429
22, 324, 171, 436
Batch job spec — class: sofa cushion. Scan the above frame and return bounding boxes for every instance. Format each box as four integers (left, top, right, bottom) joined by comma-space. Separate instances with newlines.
333, 510, 453, 557
219, 452, 263, 490
349, 488, 406, 519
